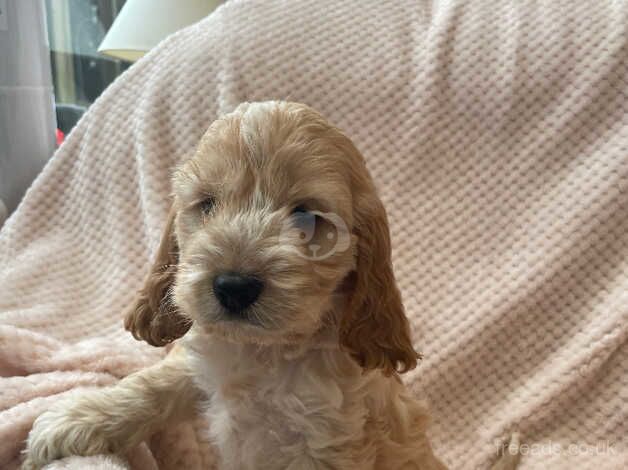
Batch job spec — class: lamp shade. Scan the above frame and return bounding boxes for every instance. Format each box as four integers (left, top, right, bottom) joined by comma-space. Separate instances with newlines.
98, 0, 221, 62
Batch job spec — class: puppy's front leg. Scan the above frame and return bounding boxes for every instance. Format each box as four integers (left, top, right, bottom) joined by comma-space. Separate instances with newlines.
23, 348, 200, 470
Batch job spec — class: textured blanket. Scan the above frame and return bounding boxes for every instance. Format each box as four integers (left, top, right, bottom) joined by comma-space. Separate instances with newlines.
1, 1, 627, 469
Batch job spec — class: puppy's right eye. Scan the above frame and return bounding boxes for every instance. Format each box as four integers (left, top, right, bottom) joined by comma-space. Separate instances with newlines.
199, 196, 216, 215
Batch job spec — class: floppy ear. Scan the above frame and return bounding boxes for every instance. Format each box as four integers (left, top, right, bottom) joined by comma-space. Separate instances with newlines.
124, 207, 191, 346
339, 187, 419, 375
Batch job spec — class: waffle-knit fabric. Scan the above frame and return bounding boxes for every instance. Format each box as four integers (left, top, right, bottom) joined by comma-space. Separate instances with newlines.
1, 1, 627, 469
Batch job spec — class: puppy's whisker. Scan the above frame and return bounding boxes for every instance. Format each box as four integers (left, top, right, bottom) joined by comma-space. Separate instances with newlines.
247, 305, 277, 330
179, 269, 208, 285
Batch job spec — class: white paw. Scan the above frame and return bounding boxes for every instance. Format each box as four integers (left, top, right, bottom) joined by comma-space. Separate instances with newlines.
22, 401, 116, 470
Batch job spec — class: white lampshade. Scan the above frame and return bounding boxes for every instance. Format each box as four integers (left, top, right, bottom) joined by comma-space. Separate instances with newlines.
98, 0, 222, 62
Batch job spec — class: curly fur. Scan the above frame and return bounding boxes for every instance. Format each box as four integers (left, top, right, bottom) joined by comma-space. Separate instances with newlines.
123, 209, 191, 347
23, 102, 519, 470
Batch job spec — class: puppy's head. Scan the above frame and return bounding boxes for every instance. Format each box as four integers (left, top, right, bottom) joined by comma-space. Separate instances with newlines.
125, 102, 418, 374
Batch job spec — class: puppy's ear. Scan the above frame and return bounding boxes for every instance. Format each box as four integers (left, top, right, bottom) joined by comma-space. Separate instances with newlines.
339, 187, 419, 375
124, 207, 191, 346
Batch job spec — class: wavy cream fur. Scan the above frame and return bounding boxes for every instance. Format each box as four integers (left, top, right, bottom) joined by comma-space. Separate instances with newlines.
23, 102, 517, 470
187, 329, 441, 470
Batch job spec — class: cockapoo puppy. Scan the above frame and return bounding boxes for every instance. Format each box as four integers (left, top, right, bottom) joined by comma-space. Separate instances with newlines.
23, 102, 517, 470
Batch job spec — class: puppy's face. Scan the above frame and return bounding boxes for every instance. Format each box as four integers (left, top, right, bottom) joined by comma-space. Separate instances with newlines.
126, 102, 418, 374
172, 102, 356, 344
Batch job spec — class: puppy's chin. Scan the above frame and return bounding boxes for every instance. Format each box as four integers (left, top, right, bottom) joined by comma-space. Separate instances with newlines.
177, 294, 330, 347
198, 318, 322, 347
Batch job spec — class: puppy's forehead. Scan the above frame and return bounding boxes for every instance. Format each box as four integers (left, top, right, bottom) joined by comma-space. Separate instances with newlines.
190, 103, 353, 207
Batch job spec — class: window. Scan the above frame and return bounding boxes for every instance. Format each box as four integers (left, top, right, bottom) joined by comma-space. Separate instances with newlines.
45, 0, 130, 136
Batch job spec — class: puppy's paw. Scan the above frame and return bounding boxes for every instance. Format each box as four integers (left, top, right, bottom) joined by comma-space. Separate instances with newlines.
22, 402, 117, 470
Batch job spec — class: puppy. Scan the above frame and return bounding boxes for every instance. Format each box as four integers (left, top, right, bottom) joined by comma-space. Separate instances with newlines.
23, 102, 514, 469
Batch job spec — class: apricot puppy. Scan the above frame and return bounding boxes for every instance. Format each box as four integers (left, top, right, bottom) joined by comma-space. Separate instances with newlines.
24, 101, 451, 469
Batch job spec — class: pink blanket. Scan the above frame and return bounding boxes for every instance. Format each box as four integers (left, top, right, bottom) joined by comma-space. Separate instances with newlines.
1, 1, 627, 468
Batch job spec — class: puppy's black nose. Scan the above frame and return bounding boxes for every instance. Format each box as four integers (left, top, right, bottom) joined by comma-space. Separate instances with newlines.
213, 272, 263, 314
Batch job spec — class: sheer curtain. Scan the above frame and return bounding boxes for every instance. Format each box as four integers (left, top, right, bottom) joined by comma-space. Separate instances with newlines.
0, 0, 56, 222
0, 0, 128, 227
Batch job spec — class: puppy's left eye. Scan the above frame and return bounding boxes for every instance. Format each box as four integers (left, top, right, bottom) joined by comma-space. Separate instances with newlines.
290, 204, 318, 241
199, 196, 216, 215
291, 204, 309, 215
291, 204, 317, 224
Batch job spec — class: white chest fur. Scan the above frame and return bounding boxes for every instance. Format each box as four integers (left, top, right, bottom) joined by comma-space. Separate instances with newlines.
184, 331, 424, 470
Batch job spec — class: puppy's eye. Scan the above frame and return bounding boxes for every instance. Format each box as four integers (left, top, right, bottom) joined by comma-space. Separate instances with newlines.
199, 196, 216, 215
290, 204, 318, 242
291, 204, 308, 214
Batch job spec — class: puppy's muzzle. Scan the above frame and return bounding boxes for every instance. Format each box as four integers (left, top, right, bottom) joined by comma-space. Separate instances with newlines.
213, 272, 264, 316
